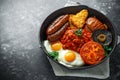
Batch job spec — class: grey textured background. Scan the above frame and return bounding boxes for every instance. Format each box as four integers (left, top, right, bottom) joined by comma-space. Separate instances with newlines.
0, 0, 120, 80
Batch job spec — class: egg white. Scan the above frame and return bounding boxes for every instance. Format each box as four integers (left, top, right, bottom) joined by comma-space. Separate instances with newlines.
44, 40, 53, 52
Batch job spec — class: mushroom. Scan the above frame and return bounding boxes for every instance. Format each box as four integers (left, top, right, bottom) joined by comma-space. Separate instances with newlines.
92, 30, 112, 45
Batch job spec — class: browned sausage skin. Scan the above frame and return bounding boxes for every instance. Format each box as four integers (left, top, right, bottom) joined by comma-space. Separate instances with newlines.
47, 22, 69, 42
46, 14, 69, 35
46, 15, 64, 34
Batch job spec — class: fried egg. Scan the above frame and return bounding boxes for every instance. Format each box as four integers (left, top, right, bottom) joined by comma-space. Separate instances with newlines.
58, 50, 84, 67
44, 40, 62, 52
44, 40, 85, 67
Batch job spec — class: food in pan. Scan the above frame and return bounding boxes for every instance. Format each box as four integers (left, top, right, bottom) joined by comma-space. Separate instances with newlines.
43, 9, 112, 67
58, 50, 84, 67
44, 40, 62, 52
92, 30, 112, 46
69, 9, 88, 29
85, 17, 108, 32
60, 27, 92, 52
46, 14, 69, 35
46, 14, 69, 42
47, 22, 69, 42
44, 40, 85, 67
80, 41, 105, 65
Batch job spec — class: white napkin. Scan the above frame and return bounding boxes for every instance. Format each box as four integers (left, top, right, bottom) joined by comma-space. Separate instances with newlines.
48, 1, 110, 79
48, 57, 109, 79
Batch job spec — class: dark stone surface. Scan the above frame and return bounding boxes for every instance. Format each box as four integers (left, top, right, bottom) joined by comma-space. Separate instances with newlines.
0, 0, 120, 80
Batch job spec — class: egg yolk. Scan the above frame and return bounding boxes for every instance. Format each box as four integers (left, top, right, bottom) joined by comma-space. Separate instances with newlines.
51, 42, 62, 51
64, 52, 76, 62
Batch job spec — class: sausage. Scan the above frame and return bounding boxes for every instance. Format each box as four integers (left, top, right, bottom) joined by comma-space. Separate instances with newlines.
47, 22, 69, 42
47, 15, 64, 30
46, 14, 69, 35
86, 17, 107, 32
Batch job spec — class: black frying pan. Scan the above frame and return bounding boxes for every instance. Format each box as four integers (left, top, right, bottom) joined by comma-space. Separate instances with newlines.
39, 5, 118, 70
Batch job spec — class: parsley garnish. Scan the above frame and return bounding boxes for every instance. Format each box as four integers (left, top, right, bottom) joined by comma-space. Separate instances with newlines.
103, 45, 112, 57
74, 29, 82, 36
49, 51, 58, 60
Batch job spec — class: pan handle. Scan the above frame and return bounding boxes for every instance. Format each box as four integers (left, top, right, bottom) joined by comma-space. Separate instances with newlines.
64, 1, 81, 7
64, 1, 89, 9
114, 24, 120, 45
117, 35, 120, 45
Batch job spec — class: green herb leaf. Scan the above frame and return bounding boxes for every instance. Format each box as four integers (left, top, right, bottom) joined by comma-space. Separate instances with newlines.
106, 47, 112, 51
54, 56, 58, 60
105, 51, 109, 57
75, 29, 82, 36
103, 45, 112, 57
104, 46, 112, 51
49, 51, 58, 60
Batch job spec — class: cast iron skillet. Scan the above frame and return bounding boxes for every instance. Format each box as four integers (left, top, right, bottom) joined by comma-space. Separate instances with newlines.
39, 5, 117, 70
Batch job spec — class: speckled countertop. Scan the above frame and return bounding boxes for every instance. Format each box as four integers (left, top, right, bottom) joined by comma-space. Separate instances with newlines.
0, 0, 120, 80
